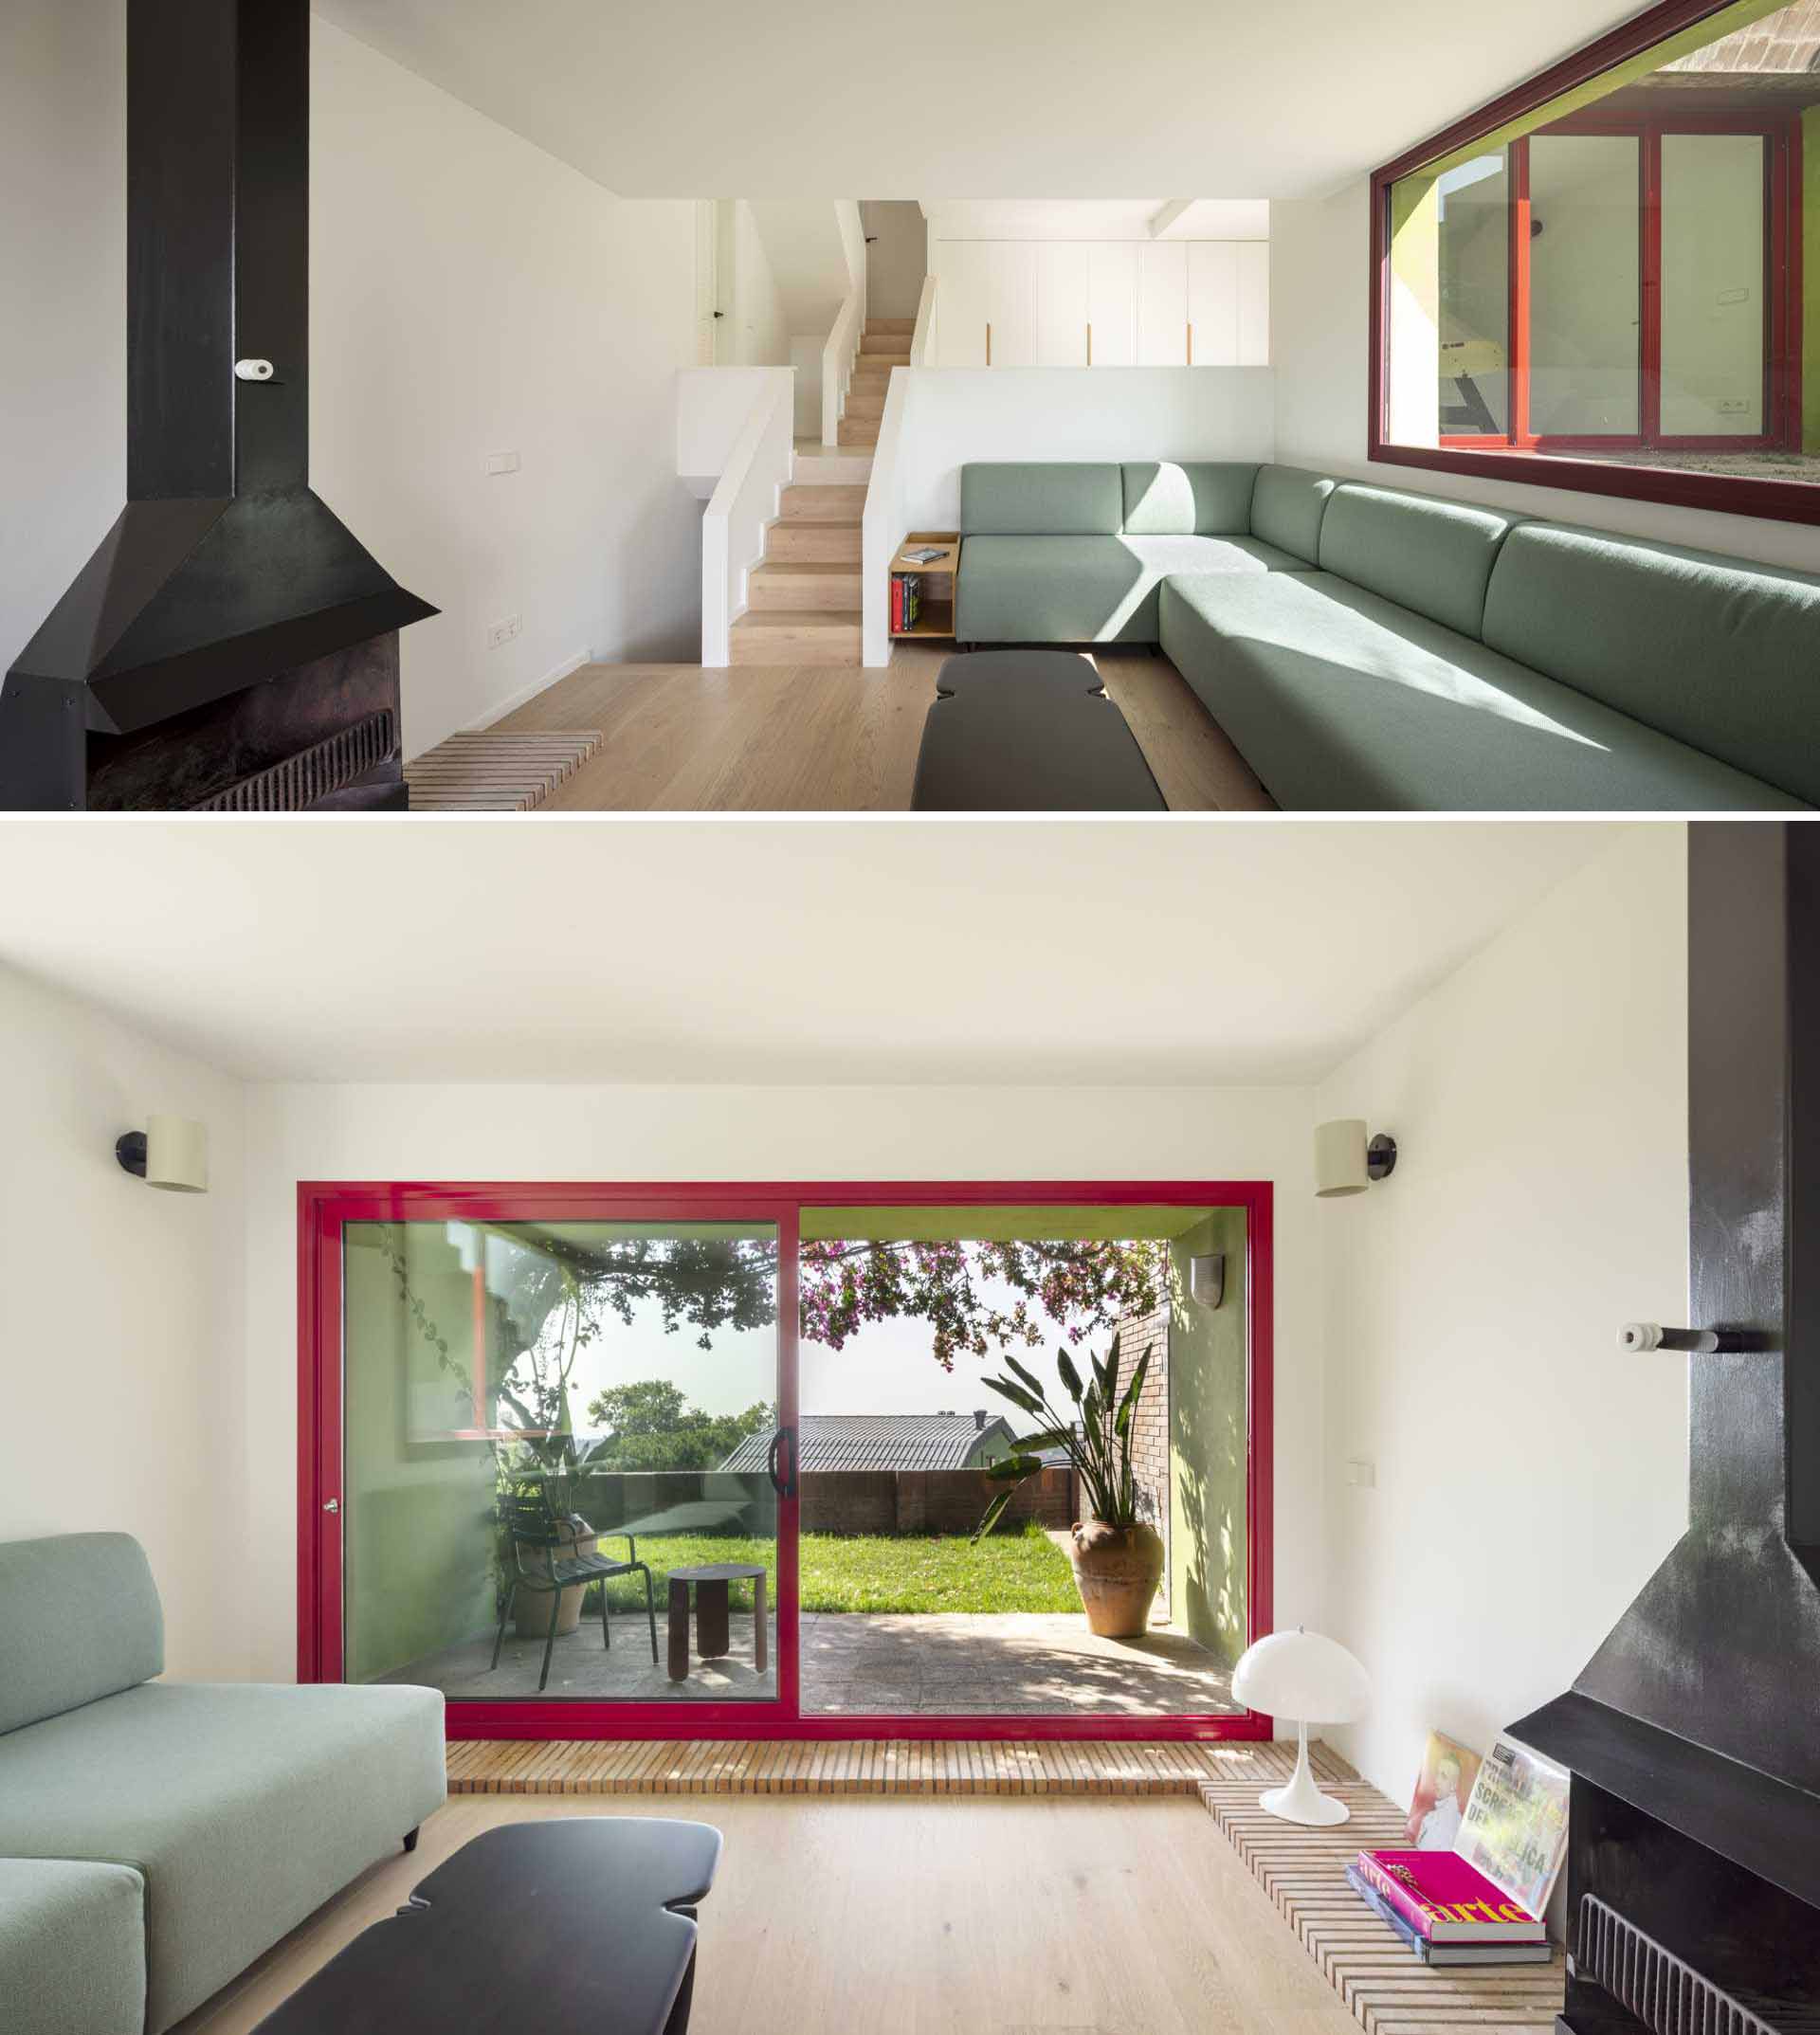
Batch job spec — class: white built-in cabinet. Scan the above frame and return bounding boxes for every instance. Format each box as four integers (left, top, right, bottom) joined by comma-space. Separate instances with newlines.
935, 239, 1035, 367
935, 239, 1268, 368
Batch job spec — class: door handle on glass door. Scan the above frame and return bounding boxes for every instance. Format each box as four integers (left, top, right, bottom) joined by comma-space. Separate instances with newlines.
766, 1426, 798, 1499
322, 1498, 339, 1513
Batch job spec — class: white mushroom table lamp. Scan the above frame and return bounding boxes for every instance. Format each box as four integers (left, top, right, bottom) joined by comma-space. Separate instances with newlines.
1232, 1626, 1371, 1825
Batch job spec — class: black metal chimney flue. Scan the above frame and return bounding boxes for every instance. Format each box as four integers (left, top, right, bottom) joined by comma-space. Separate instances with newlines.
1, 0, 434, 809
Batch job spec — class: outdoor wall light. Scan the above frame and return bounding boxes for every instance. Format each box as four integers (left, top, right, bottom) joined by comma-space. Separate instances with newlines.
115, 1116, 209, 1193
1189, 1252, 1226, 1309
1315, 1118, 1397, 1198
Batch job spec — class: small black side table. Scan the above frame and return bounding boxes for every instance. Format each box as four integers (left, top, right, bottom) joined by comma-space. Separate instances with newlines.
252, 1818, 722, 2035
666, 1562, 769, 1681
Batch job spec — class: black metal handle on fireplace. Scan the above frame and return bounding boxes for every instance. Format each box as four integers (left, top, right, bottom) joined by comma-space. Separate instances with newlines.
767, 1426, 798, 1499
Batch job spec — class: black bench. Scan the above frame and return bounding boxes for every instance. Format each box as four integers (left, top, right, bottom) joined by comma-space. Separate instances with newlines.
911, 649, 1167, 811
254, 1818, 721, 2035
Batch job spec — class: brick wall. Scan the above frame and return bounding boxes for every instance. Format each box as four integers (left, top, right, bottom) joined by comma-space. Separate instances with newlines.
801, 1464, 1074, 1535
1115, 1297, 1172, 1613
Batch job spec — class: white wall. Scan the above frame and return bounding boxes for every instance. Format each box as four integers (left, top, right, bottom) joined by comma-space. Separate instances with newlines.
238, 1082, 1326, 1685
887, 367, 1275, 531
1316, 825, 1690, 1849
717, 201, 792, 369
0, 964, 249, 1681
861, 200, 928, 318
1271, 182, 1820, 573
2, 4, 708, 756
0, 0, 126, 685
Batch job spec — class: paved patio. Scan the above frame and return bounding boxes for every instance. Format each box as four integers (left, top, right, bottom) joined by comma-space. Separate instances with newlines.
803, 1611, 1237, 1716
381, 1608, 1235, 1717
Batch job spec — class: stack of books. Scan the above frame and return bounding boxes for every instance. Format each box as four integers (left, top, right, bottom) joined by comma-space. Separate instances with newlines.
891, 574, 921, 632
1347, 1848, 1551, 1967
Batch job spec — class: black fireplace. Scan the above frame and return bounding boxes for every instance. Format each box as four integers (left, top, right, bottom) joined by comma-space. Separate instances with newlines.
0, 0, 434, 811
1511, 824, 1820, 2035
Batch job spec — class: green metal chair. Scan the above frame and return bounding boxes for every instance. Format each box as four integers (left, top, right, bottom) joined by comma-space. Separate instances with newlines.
489, 1489, 658, 1693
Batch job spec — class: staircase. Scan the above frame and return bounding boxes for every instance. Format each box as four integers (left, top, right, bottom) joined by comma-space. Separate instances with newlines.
727, 316, 911, 665
837, 316, 913, 448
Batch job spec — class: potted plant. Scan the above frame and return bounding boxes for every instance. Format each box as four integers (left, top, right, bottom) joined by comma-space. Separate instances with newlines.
974, 1333, 1163, 1638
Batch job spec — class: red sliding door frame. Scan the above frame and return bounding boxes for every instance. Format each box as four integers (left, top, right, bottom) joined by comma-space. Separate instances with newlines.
297, 1178, 1275, 1743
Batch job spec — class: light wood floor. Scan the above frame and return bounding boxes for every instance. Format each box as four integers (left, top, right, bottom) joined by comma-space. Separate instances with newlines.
496, 646, 1274, 812
173, 1793, 1361, 2035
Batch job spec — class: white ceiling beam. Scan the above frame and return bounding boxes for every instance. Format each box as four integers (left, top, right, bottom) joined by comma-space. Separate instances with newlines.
1148, 199, 1195, 239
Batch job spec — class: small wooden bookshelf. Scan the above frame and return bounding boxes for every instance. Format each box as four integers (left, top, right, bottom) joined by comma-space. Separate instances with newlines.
890, 532, 961, 641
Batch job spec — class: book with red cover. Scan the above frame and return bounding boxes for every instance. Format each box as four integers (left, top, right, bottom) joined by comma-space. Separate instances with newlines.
1353, 1849, 1545, 1943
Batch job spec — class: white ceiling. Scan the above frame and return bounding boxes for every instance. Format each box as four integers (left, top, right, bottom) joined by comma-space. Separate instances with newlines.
312, 0, 1646, 200
0, 821, 1627, 1086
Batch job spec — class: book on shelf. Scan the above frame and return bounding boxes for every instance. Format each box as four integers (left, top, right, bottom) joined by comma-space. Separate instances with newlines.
1344, 1866, 1554, 1968
1352, 1847, 1545, 1944
892, 572, 920, 632
900, 544, 946, 565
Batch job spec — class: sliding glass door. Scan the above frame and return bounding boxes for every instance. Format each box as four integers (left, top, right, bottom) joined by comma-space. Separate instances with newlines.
306, 1194, 795, 1728
1432, 114, 1793, 458
300, 1180, 1271, 1742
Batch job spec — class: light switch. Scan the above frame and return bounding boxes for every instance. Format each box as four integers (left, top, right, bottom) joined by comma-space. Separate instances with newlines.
482, 451, 521, 476
1345, 1458, 1375, 1489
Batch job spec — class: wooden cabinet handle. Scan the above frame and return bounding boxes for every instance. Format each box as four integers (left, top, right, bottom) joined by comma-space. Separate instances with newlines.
985, 321, 992, 367
1187, 320, 1193, 365
1086, 321, 1093, 367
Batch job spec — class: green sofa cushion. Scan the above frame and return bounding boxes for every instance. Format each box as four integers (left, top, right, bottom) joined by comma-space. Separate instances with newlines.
1248, 465, 1336, 565
0, 1858, 145, 2035
957, 533, 1300, 645
1158, 572, 1805, 811
1481, 520, 1820, 807
1119, 462, 1259, 536
959, 463, 1123, 536
1318, 482, 1520, 641
0, 1681, 446, 2033
0, 1534, 162, 1735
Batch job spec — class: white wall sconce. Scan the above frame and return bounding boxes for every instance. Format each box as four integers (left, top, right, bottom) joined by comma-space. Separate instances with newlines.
1315, 1118, 1397, 1198
115, 1116, 209, 1193
1189, 1252, 1226, 1309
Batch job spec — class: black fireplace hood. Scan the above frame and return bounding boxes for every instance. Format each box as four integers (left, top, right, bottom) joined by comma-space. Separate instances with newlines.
1512, 823, 1820, 1915
1, 0, 433, 803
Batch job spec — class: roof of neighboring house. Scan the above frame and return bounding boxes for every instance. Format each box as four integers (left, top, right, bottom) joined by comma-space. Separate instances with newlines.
722, 1412, 1017, 1474
1661, 1, 1820, 76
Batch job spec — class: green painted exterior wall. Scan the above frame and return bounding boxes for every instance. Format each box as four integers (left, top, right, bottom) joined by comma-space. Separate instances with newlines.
1165, 1208, 1248, 1666
1806, 107, 1819, 455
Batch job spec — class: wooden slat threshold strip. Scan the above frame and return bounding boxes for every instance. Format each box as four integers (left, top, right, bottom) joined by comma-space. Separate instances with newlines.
445, 1735, 1311, 1798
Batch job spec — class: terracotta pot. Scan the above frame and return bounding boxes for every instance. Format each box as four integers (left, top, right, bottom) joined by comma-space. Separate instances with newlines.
1068, 1518, 1165, 1638
512, 1515, 598, 1640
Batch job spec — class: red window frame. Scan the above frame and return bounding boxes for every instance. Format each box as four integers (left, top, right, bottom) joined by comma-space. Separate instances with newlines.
297, 1177, 1276, 1745
1368, 0, 1815, 526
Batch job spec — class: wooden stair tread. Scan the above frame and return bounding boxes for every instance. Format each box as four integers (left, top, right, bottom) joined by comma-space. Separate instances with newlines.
733, 607, 861, 620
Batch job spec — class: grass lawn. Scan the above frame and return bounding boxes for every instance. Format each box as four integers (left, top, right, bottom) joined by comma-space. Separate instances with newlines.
596, 1522, 1079, 1615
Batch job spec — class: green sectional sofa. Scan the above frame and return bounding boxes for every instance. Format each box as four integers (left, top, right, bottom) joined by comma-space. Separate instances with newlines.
954, 460, 1818, 810
0, 1533, 446, 2035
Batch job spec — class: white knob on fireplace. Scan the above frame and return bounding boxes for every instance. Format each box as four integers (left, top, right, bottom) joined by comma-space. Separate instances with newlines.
234, 358, 275, 382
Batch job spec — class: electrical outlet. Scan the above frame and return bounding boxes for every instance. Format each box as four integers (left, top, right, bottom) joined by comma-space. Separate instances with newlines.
1716, 399, 1751, 415
482, 450, 521, 476
484, 614, 521, 650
